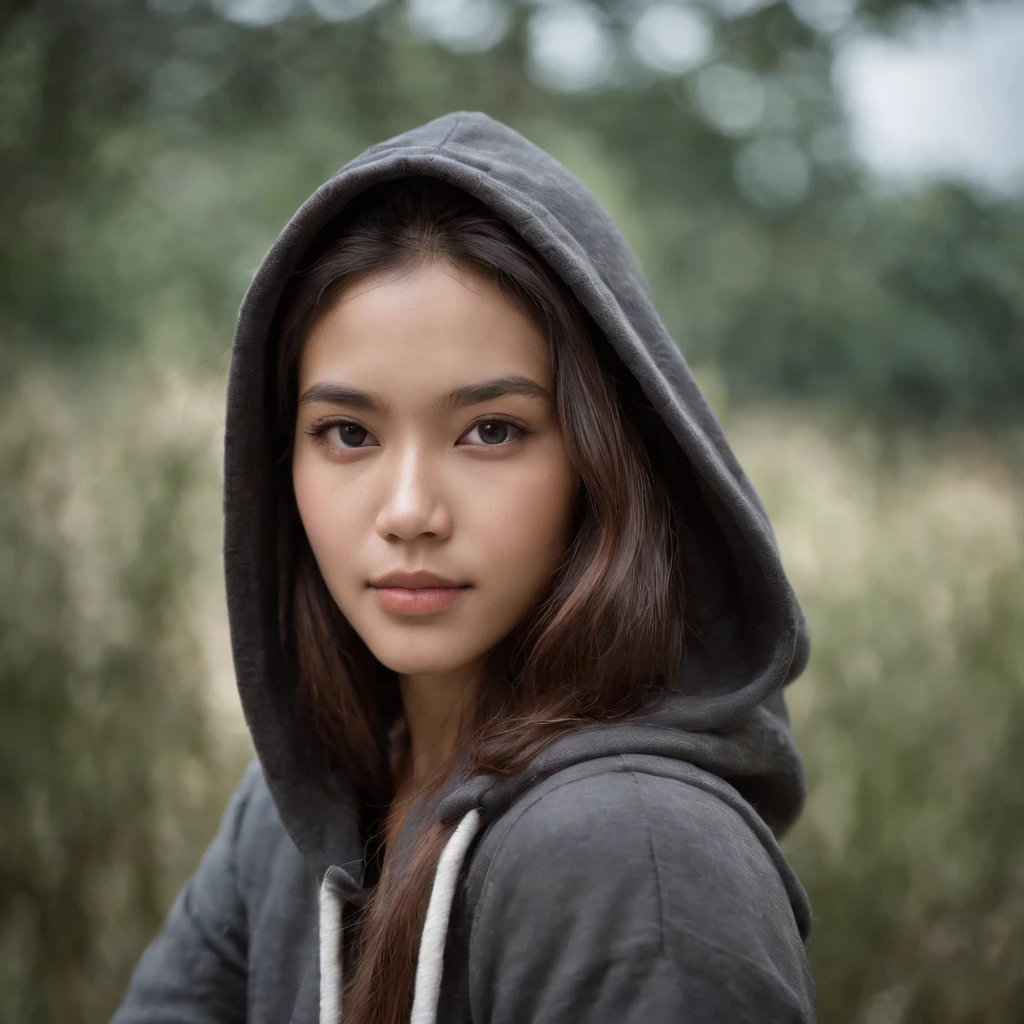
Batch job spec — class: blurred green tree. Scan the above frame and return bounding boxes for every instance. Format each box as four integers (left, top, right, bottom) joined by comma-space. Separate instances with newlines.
1, 0, 1020, 425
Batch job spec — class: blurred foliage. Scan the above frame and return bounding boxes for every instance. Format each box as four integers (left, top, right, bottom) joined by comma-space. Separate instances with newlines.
2, 0, 1024, 1022
1, 0, 1021, 425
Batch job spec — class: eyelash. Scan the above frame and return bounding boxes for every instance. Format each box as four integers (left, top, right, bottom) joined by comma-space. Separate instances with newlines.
303, 415, 532, 455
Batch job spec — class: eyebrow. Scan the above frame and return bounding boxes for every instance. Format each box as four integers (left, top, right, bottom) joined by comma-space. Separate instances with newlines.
298, 373, 553, 414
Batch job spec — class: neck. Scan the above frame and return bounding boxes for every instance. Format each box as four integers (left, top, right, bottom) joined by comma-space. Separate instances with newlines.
395, 659, 482, 794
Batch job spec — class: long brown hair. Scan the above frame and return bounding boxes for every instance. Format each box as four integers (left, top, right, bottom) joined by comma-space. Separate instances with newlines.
271, 177, 688, 1024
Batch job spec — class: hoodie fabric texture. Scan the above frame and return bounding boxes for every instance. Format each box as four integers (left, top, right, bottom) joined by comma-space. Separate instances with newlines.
111, 111, 816, 1024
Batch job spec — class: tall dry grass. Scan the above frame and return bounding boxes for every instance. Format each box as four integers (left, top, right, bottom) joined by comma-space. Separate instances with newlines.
0, 358, 249, 1022
731, 406, 1024, 1023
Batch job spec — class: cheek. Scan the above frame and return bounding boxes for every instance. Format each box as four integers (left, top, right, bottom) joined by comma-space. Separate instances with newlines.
475, 451, 578, 581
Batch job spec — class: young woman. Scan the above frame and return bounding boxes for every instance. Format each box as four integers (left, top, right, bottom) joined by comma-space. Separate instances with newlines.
112, 112, 815, 1024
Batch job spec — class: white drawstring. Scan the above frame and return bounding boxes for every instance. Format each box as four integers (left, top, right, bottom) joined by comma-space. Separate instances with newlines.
318, 874, 344, 1024
316, 807, 482, 1024
410, 808, 483, 1024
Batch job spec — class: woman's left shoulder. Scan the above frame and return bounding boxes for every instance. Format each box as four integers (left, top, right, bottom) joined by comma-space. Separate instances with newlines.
464, 759, 816, 1023
483, 756, 801, 902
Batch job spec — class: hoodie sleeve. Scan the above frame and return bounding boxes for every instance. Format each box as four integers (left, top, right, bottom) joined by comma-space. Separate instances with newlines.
108, 762, 260, 1024
467, 769, 815, 1024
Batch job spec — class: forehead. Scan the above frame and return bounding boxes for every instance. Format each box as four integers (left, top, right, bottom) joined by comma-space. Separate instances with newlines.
298, 262, 551, 393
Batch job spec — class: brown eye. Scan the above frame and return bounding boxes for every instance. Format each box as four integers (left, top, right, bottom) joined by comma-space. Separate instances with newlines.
463, 420, 522, 446
479, 421, 510, 444
326, 422, 375, 448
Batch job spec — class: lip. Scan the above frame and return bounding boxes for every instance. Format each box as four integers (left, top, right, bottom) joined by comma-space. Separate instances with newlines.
369, 569, 467, 589
371, 585, 470, 615
367, 569, 471, 616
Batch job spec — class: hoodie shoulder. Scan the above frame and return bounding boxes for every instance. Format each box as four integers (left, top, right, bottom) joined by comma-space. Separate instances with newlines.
463, 757, 815, 1023
229, 759, 308, 901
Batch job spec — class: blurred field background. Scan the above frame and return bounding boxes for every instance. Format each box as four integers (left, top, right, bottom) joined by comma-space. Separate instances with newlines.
2, 0, 1023, 1021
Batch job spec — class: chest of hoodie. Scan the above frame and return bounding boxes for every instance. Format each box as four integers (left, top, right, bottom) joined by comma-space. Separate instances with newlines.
237, 757, 795, 1024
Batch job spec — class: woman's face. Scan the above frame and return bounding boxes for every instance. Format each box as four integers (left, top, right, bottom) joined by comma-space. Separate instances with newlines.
292, 260, 580, 682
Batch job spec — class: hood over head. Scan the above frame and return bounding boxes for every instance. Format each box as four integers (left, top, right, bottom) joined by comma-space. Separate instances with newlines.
223, 111, 812, 881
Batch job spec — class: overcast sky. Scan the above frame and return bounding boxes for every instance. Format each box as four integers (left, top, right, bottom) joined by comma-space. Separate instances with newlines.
836, 0, 1024, 196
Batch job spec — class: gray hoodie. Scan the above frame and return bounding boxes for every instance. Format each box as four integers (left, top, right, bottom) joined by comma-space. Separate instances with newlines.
111, 111, 816, 1024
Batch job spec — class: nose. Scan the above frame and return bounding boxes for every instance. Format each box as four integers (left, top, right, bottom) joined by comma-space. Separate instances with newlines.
374, 444, 452, 542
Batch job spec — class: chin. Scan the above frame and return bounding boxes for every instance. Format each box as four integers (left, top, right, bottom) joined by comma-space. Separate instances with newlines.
358, 627, 489, 677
